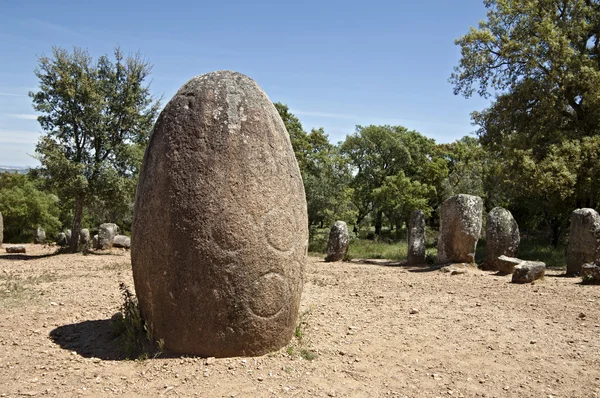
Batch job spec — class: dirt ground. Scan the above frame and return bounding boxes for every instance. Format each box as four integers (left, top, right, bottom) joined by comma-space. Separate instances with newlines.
1, 244, 599, 397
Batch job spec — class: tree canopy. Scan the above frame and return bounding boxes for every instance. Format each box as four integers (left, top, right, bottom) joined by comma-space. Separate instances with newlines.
451, 0, 600, 244
30, 46, 160, 251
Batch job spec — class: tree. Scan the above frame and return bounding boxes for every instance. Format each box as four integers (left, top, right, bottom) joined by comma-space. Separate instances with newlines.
0, 173, 61, 242
30, 47, 160, 251
274, 104, 356, 228
451, 0, 600, 245
341, 125, 445, 235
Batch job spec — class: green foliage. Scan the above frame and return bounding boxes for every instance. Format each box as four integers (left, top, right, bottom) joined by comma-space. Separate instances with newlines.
275, 104, 356, 227
451, 0, 600, 245
112, 283, 163, 359
0, 173, 61, 242
341, 125, 446, 233
30, 46, 160, 251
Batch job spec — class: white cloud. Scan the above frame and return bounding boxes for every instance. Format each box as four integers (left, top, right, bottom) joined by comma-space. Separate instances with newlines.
0, 92, 27, 97
292, 109, 358, 120
6, 113, 38, 120
0, 130, 41, 144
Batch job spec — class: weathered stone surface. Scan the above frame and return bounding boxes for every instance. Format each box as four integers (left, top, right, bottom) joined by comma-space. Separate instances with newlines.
484, 207, 520, 271
131, 71, 308, 357
567, 208, 600, 275
113, 235, 131, 249
97, 223, 119, 250
582, 262, 600, 283
0, 211, 3, 247
5, 246, 26, 254
34, 227, 46, 244
79, 229, 90, 245
325, 221, 349, 262
65, 229, 72, 243
408, 210, 426, 265
436, 194, 483, 264
57, 232, 67, 247
92, 235, 98, 249
496, 255, 523, 274
512, 261, 545, 283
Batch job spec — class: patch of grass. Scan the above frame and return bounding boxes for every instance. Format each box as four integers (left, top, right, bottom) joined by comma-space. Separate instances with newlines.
475, 236, 567, 269
285, 306, 318, 360
300, 349, 318, 361
0, 272, 58, 306
111, 283, 163, 360
347, 239, 408, 261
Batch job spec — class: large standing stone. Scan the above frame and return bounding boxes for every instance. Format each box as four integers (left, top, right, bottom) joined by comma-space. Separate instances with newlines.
408, 210, 426, 265
582, 262, 600, 283
567, 208, 600, 275
113, 235, 131, 249
131, 71, 308, 357
325, 221, 349, 262
0, 211, 3, 248
97, 223, 119, 250
79, 228, 90, 246
484, 207, 520, 271
34, 227, 46, 244
436, 194, 483, 264
57, 232, 67, 247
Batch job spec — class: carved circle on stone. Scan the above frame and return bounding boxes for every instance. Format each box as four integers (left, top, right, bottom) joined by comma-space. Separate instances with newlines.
264, 208, 296, 252
246, 272, 288, 318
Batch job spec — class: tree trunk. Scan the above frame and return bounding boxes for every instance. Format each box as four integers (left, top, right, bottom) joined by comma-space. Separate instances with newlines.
550, 217, 561, 248
374, 210, 383, 236
70, 195, 84, 253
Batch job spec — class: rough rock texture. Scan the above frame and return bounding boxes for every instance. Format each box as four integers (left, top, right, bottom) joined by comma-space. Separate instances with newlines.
34, 227, 46, 244
131, 71, 308, 357
325, 221, 349, 262
113, 235, 131, 249
582, 262, 600, 283
79, 229, 90, 246
496, 255, 523, 274
512, 261, 546, 284
97, 223, 119, 250
57, 233, 67, 247
408, 210, 426, 265
436, 194, 483, 264
5, 246, 26, 254
567, 208, 600, 275
484, 207, 520, 271
65, 229, 72, 243
0, 211, 3, 247
92, 235, 98, 249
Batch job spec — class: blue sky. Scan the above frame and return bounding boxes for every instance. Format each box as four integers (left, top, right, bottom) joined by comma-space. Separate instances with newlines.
0, 0, 490, 167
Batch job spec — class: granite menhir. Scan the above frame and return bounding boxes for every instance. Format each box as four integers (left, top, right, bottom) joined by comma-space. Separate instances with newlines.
131, 71, 308, 357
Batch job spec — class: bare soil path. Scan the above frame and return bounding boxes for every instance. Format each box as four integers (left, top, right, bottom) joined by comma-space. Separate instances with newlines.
1, 244, 599, 397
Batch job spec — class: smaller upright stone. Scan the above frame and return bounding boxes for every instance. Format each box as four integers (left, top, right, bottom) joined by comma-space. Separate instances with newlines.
79, 229, 90, 246
6, 246, 26, 254
408, 210, 426, 265
92, 234, 99, 249
581, 262, 600, 283
57, 232, 67, 247
113, 235, 131, 249
34, 227, 46, 244
65, 229, 72, 242
485, 207, 519, 271
325, 221, 350, 262
436, 194, 483, 264
0, 211, 3, 247
496, 255, 522, 274
97, 223, 119, 250
567, 208, 600, 275
512, 261, 545, 284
